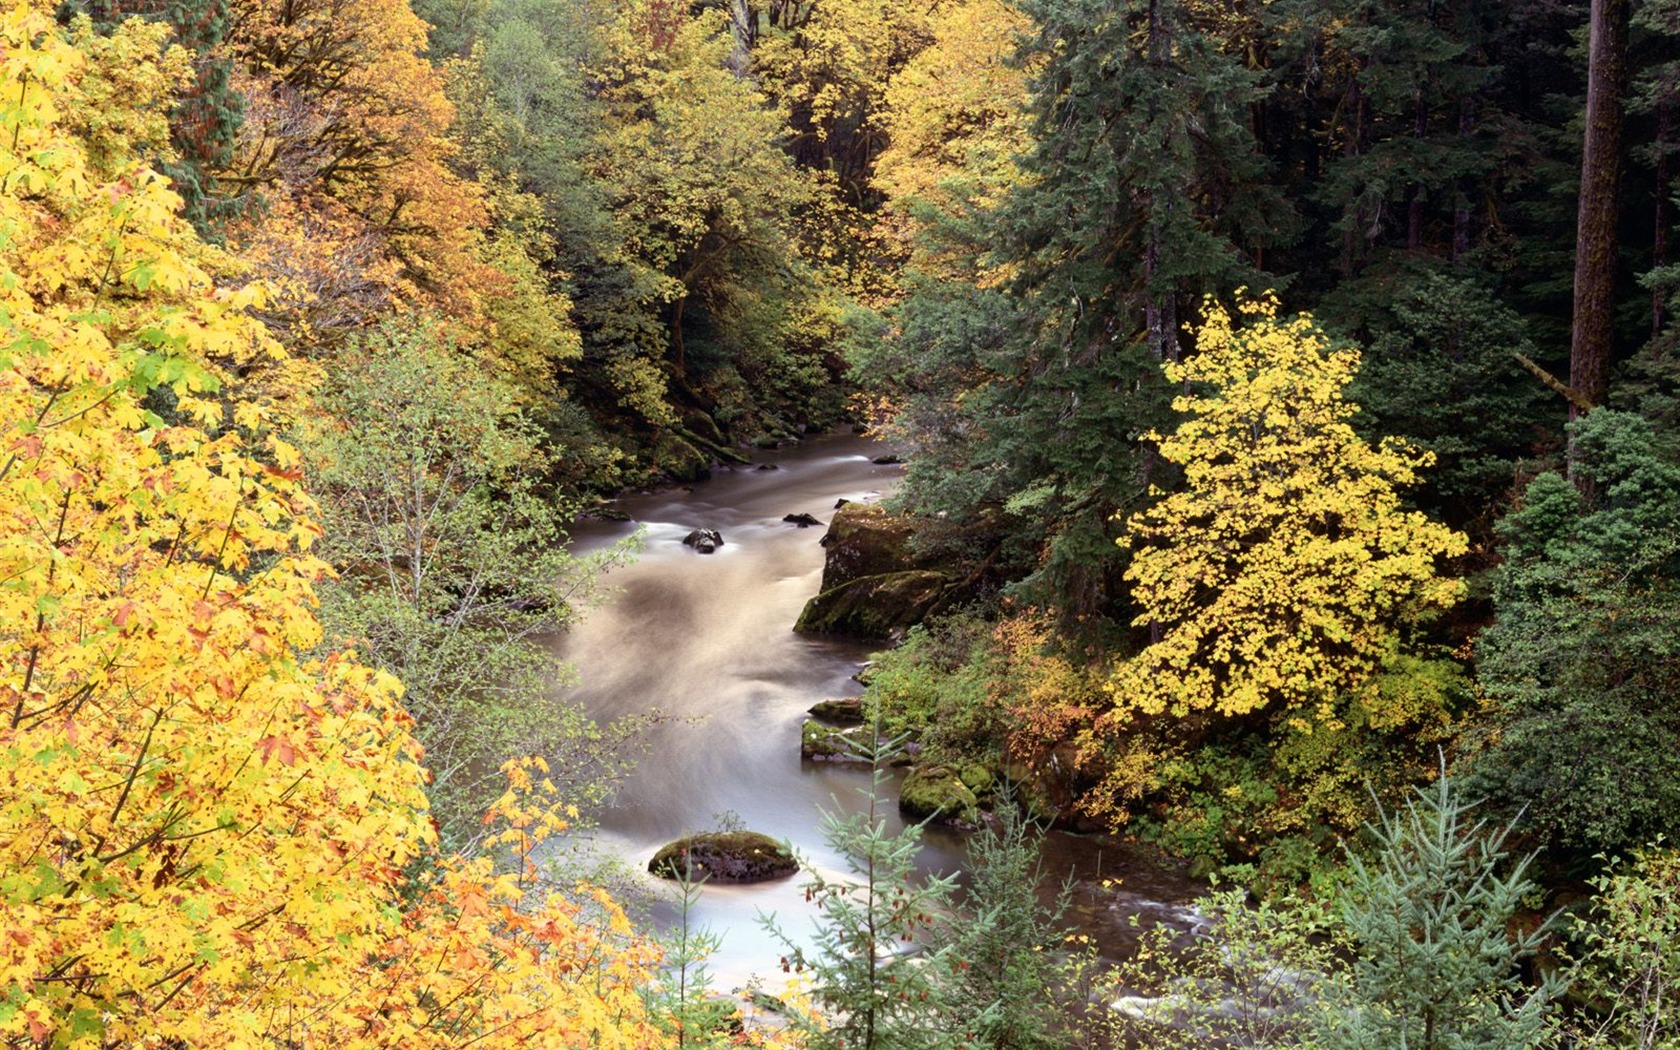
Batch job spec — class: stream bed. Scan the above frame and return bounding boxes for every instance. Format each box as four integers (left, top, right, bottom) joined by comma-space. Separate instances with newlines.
551, 432, 1206, 991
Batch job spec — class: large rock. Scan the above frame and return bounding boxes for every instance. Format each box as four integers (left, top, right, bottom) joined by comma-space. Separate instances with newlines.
648, 831, 798, 883
794, 570, 949, 640
683, 528, 724, 554
899, 765, 981, 829
807, 697, 866, 725
815, 504, 928, 593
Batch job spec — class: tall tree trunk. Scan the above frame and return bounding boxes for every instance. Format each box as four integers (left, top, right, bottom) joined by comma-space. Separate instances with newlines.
1452, 96, 1475, 266
1570, 0, 1628, 489
1340, 79, 1367, 276
1407, 90, 1427, 251
1655, 100, 1672, 340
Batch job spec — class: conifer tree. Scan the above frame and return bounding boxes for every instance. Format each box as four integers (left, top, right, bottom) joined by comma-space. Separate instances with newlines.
1317, 773, 1558, 1050
763, 733, 980, 1050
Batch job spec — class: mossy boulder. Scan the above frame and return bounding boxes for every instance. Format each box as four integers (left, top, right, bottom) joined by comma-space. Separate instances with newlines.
815, 504, 925, 592
899, 765, 981, 829
651, 432, 712, 483
801, 720, 871, 762
958, 764, 996, 799
648, 831, 797, 883
807, 697, 867, 725
794, 570, 949, 640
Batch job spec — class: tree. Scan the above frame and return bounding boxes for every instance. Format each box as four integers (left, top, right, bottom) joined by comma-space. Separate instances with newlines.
300, 318, 645, 848
1316, 774, 1558, 1050
762, 734, 979, 1050
221, 0, 497, 347
0, 15, 679, 1041
871, 0, 1036, 282
1561, 846, 1680, 1050
1109, 296, 1466, 724
1470, 409, 1680, 861
932, 801, 1069, 1050
1571, 0, 1630, 481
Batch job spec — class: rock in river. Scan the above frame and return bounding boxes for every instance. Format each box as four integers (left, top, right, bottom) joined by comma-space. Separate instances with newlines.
794, 570, 949, 640
783, 513, 823, 528
682, 528, 724, 553
648, 831, 798, 883
899, 765, 981, 829
807, 697, 866, 725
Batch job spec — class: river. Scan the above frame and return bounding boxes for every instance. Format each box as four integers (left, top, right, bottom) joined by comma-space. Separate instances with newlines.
554, 432, 1203, 990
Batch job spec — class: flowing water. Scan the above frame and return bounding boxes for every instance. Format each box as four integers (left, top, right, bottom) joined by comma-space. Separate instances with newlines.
553, 432, 1204, 990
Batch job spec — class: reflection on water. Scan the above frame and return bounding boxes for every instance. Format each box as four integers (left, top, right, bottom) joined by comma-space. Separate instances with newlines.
549, 433, 1202, 989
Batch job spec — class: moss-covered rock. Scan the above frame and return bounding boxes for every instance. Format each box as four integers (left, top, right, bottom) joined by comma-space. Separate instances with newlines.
807, 697, 867, 725
648, 831, 798, 883
651, 432, 712, 483
815, 504, 925, 592
958, 763, 996, 799
801, 720, 871, 762
794, 570, 949, 640
899, 765, 981, 828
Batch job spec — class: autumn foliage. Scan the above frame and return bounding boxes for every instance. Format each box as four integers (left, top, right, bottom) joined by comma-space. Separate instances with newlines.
1108, 296, 1467, 725
0, 7, 670, 1043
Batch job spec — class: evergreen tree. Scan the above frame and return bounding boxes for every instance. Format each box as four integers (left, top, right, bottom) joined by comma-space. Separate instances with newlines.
932, 801, 1068, 1050
762, 734, 981, 1050
1317, 773, 1558, 1050
1471, 409, 1680, 861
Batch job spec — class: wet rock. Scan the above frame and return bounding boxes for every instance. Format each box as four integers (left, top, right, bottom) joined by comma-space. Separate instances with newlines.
834, 498, 852, 510
783, 512, 823, 528
801, 720, 871, 762
794, 570, 949, 640
813, 504, 929, 590
756, 463, 780, 471
871, 454, 904, 465
807, 697, 867, 725
649, 831, 798, 884
899, 765, 981, 829
683, 528, 724, 554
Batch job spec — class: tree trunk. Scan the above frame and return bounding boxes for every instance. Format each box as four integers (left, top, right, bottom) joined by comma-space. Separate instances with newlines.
1655, 100, 1672, 340
1452, 96, 1475, 266
1570, 0, 1628, 489
1407, 89, 1427, 251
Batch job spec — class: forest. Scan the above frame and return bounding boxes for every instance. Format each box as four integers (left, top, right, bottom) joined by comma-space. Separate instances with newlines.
0, 0, 1677, 1042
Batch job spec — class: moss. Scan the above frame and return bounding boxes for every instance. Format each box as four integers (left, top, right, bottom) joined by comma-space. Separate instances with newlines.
650, 432, 712, 483
801, 720, 870, 761
648, 831, 797, 883
899, 765, 981, 828
794, 570, 949, 640
958, 763, 995, 798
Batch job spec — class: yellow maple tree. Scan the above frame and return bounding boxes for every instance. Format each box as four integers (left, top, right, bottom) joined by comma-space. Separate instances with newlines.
1106, 296, 1467, 727
872, 0, 1036, 282
0, 9, 672, 1044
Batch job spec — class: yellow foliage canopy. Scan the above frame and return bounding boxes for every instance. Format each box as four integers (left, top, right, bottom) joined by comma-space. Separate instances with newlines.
873, 0, 1036, 281
0, 10, 670, 1044
1107, 296, 1467, 726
